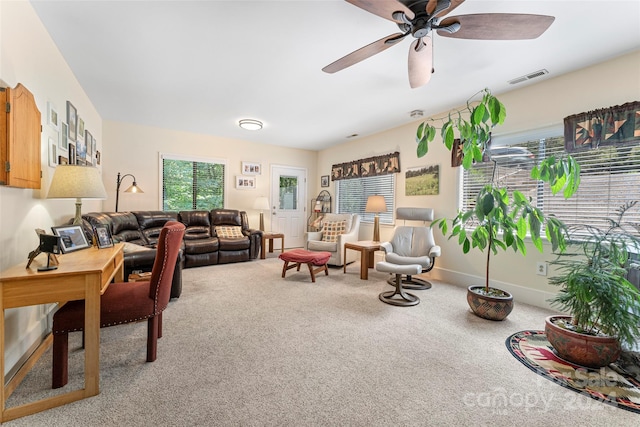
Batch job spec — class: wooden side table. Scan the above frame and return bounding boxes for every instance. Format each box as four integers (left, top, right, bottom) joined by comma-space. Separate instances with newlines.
344, 240, 381, 280
261, 232, 284, 259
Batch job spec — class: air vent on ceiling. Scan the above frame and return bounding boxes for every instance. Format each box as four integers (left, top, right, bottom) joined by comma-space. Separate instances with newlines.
508, 69, 549, 85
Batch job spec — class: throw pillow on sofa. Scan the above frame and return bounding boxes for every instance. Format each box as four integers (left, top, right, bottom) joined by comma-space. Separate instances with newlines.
321, 220, 346, 243
215, 226, 244, 239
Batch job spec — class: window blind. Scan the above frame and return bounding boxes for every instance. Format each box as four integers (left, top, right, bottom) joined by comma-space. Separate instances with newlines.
336, 174, 395, 224
161, 154, 226, 211
461, 136, 640, 237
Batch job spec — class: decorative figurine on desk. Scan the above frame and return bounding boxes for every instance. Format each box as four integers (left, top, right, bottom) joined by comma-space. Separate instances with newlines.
26, 229, 61, 271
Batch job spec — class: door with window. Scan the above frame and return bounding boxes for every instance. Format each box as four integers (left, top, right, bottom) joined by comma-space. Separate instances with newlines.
271, 166, 306, 248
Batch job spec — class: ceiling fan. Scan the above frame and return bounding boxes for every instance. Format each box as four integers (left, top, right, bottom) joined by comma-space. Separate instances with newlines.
322, 0, 555, 88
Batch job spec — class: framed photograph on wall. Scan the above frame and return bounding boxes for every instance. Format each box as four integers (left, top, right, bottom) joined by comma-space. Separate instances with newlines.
69, 143, 76, 164
235, 175, 256, 189
48, 136, 58, 167
241, 161, 261, 175
321, 175, 329, 187
51, 225, 90, 253
47, 101, 59, 130
405, 164, 440, 196
66, 101, 78, 141
59, 122, 69, 151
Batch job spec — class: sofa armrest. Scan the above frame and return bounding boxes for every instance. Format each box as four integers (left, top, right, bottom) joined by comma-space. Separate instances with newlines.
245, 229, 262, 259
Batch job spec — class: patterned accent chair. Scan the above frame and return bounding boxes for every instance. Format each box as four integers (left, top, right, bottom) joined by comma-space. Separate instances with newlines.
305, 213, 360, 266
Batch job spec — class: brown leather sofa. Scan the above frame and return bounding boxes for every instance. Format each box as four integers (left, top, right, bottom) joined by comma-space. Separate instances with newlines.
80, 209, 262, 298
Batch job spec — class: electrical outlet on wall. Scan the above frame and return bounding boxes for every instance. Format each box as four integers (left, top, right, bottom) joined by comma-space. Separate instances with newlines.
536, 262, 548, 276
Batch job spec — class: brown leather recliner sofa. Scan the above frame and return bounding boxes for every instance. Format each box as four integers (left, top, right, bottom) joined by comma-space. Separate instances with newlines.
81, 209, 262, 299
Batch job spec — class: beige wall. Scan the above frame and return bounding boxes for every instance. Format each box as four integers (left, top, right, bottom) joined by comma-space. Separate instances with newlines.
101, 120, 317, 230
0, 0, 105, 375
318, 50, 640, 309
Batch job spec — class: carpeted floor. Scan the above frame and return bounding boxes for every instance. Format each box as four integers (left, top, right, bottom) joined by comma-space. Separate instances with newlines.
4, 256, 639, 426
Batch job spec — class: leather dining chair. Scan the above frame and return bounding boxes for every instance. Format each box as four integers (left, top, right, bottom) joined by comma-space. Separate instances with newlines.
51, 221, 185, 389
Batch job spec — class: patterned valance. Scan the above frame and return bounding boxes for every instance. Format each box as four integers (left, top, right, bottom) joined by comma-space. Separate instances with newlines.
564, 101, 640, 152
331, 151, 400, 181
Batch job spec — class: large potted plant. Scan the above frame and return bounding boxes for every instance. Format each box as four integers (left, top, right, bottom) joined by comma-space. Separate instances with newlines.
416, 88, 580, 320
546, 201, 640, 367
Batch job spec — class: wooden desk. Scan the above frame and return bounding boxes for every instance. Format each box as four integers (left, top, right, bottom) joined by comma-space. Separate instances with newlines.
0, 243, 124, 422
344, 241, 381, 280
261, 232, 284, 259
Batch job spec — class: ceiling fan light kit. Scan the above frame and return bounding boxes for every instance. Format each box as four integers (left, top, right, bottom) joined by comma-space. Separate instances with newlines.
324, 0, 555, 88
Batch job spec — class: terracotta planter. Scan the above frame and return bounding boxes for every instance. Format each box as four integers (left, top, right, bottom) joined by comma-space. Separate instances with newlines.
545, 315, 621, 368
466, 285, 513, 321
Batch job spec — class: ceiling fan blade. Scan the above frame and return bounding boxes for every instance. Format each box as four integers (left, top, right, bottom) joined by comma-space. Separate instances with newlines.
429, 0, 466, 18
437, 14, 555, 40
323, 33, 405, 74
408, 37, 433, 89
346, 0, 414, 23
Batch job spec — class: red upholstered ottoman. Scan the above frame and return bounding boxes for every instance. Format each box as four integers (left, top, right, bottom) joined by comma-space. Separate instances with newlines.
279, 249, 331, 282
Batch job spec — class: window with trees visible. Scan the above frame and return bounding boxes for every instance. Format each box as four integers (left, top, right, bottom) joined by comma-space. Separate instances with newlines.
161, 154, 226, 211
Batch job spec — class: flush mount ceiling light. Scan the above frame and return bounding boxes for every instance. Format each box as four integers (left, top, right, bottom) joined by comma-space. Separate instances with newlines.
238, 119, 263, 131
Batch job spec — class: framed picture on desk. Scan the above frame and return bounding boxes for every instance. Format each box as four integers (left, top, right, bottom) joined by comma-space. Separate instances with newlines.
93, 224, 113, 249
52, 225, 90, 253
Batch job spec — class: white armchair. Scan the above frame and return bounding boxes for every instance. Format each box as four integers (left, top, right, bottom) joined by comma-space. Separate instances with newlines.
378, 207, 441, 290
305, 213, 360, 266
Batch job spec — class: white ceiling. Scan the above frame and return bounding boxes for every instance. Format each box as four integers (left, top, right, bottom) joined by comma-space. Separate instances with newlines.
31, 0, 640, 151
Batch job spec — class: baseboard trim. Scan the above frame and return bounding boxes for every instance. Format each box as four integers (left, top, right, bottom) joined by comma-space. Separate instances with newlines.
427, 267, 557, 311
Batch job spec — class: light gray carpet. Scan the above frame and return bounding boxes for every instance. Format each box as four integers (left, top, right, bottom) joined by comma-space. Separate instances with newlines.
5, 256, 638, 426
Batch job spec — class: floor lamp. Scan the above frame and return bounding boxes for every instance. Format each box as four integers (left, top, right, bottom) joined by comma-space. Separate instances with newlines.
253, 196, 270, 231
115, 172, 144, 212
365, 195, 387, 242
47, 165, 108, 225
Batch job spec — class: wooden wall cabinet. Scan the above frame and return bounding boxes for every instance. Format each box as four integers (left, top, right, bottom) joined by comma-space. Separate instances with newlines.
0, 83, 42, 189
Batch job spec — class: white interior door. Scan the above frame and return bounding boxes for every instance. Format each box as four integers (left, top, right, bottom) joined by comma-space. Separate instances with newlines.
270, 165, 307, 249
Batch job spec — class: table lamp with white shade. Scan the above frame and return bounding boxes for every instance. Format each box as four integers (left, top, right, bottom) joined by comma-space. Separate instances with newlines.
47, 165, 107, 225
365, 195, 387, 242
253, 196, 271, 231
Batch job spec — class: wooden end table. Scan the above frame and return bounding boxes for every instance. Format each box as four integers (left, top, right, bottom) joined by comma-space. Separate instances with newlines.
344, 240, 381, 280
261, 232, 284, 259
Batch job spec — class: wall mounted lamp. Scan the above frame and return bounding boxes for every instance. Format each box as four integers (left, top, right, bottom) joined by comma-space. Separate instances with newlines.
47, 165, 108, 225
365, 195, 387, 242
238, 119, 263, 131
115, 172, 144, 212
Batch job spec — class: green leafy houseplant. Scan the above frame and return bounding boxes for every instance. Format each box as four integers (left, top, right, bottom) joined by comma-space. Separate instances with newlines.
547, 201, 640, 348
415, 88, 581, 311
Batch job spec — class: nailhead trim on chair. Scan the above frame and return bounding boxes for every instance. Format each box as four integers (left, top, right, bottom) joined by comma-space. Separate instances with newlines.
53, 226, 183, 333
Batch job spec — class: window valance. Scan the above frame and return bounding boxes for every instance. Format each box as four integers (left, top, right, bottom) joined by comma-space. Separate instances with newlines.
331, 151, 400, 181
564, 101, 640, 152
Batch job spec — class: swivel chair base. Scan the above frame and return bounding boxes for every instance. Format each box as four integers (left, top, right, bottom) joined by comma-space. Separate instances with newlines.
386, 274, 432, 290
376, 262, 422, 307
